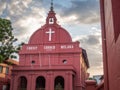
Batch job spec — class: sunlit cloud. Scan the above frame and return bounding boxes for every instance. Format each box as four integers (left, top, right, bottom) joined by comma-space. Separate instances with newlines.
73, 28, 103, 76
58, 0, 100, 24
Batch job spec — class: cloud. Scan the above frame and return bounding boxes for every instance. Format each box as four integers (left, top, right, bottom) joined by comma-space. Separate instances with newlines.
80, 35, 100, 45
0, 0, 100, 40
0, 0, 46, 42
0, 0, 6, 15
80, 35, 102, 65
73, 29, 103, 76
58, 0, 100, 24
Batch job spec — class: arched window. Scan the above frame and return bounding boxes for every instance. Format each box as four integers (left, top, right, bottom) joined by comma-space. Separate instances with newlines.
54, 76, 64, 90
19, 76, 27, 90
36, 76, 45, 90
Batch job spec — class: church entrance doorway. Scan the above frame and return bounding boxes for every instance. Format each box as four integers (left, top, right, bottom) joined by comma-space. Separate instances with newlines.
36, 76, 45, 90
54, 76, 64, 90
19, 76, 27, 90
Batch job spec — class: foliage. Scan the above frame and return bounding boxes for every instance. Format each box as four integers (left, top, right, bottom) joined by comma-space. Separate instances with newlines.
0, 18, 24, 63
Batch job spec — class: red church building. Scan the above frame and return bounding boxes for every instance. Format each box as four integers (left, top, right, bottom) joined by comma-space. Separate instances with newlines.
10, 1, 89, 90
100, 0, 120, 90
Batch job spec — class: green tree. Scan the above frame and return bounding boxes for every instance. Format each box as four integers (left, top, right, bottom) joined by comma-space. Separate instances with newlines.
0, 18, 23, 63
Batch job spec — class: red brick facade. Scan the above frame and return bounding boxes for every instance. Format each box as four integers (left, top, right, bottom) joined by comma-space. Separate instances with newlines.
100, 0, 120, 90
10, 5, 89, 90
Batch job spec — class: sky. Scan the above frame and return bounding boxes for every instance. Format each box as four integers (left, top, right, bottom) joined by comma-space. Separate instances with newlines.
0, 0, 103, 77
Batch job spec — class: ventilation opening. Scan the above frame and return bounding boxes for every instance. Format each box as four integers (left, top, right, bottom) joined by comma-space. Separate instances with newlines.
62, 60, 67, 64
31, 60, 35, 64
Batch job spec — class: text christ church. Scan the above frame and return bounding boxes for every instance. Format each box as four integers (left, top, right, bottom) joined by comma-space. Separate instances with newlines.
10, 1, 89, 90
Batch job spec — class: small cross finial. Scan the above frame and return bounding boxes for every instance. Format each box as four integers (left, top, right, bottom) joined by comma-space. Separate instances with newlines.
50, 0, 54, 11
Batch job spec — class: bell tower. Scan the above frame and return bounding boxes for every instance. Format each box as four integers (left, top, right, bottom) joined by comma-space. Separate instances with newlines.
46, 0, 57, 25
